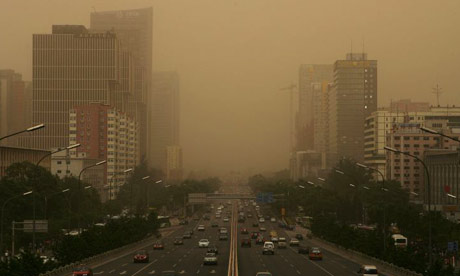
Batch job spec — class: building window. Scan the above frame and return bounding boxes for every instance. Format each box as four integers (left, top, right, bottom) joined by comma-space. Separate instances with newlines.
57, 170, 62, 173
57, 161, 62, 164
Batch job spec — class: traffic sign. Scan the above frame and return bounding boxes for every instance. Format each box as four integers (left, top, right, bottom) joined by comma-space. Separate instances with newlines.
23, 220, 48, 233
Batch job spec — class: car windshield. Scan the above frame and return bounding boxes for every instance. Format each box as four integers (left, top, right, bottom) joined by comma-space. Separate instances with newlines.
364, 268, 378, 274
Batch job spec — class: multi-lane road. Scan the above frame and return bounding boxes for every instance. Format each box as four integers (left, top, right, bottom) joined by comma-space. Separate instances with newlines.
84, 200, 370, 276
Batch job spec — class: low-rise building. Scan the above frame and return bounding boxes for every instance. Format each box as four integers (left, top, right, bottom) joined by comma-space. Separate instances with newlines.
0, 146, 50, 177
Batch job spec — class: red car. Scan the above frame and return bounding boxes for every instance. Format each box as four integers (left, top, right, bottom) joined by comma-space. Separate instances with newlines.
153, 242, 164, 250
241, 238, 251, 247
73, 266, 93, 276
308, 247, 323, 260
133, 250, 150, 263
241, 228, 249, 234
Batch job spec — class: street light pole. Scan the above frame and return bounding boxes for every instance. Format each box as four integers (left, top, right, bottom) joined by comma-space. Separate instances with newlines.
356, 162, 387, 253
33, 143, 80, 252
77, 160, 106, 232
44, 188, 70, 220
0, 124, 44, 142
1, 191, 33, 254
385, 146, 432, 266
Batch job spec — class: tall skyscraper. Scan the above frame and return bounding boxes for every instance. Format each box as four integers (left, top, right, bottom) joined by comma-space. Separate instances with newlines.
151, 72, 180, 172
0, 70, 31, 145
296, 64, 333, 151
25, 25, 138, 151
328, 53, 377, 164
90, 7, 152, 163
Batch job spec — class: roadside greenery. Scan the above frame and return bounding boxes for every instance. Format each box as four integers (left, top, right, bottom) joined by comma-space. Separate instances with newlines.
249, 158, 460, 276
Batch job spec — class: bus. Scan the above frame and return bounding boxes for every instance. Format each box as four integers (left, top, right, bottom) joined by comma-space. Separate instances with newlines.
391, 234, 408, 248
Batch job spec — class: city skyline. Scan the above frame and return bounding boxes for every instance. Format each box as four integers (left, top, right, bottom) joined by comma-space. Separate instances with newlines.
1, 0, 459, 176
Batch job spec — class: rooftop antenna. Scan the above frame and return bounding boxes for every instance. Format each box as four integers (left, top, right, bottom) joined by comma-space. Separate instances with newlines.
432, 84, 443, 106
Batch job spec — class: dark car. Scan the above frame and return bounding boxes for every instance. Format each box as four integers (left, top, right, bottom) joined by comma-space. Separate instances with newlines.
133, 250, 149, 263
73, 266, 93, 276
153, 241, 164, 250
179, 220, 188, 225
286, 224, 296, 230
253, 222, 259, 227
295, 233, 303, 240
219, 234, 228, 241
207, 247, 219, 255
298, 246, 310, 254
251, 232, 260, 239
211, 222, 219, 227
241, 228, 249, 234
174, 237, 184, 245
278, 221, 287, 228
183, 233, 192, 239
241, 238, 251, 247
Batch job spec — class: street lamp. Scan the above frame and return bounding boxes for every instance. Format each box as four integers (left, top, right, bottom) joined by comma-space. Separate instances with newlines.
335, 169, 345, 175
109, 168, 133, 201
349, 183, 356, 188
77, 160, 106, 232
384, 145, 433, 266
0, 123, 45, 142
420, 127, 460, 143
307, 181, 315, 186
1, 191, 33, 254
32, 143, 80, 251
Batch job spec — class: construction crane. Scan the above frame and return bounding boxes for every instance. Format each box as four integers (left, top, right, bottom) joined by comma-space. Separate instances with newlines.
280, 83, 297, 152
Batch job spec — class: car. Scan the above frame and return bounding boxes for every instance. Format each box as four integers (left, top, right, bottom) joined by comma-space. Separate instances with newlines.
211, 222, 219, 227
295, 233, 303, 240
271, 237, 279, 243
188, 229, 194, 235
153, 241, 164, 250
161, 271, 177, 276
198, 239, 210, 248
133, 250, 149, 263
277, 241, 287, 248
358, 265, 379, 275
207, 247, 219, 255
270, 217, 276, 222
203, 252, 218, 265
73, 266, 94, 276
289, 238, 300, 246
278, 237, 286, 242
286, 224, 295, 230
298, 246, 310, 254
219, 227, 228, 234
238, 216, 245, 223
223, 217, 229, 222
259, 227, 267, 232
197, 225, 205, 231
216, 214, 221, 218
247, 213, 253, 218
278, 221, 287, 228
309, 247, 323, 260
259, 218, 265, 223
203, 215, 210, 220
179, 220, 188, 225
241, 238, 251, 247
241, 228, 248, 234
253, 222, 259, 227
264, 215, 270, 220
262, 241, 275, 255
174, 238, 184, 245
255, 273, 272, 276
183, 233, 192, 239
256, 236, 265, 245
251, 232, 259, 239
219, 234, 228, 240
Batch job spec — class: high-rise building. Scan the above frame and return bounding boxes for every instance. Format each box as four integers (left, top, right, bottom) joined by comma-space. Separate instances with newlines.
166, 145, 183, 181
364, 104, 460, 180
312, 81, 331, 169
69, 103, 139, 199
0, 70, 31, 146
24, 25, 138, 150
90, 7, 152, 163
296, 64, 333, 151
151, 72, 180, 172
328, 53, 377, 165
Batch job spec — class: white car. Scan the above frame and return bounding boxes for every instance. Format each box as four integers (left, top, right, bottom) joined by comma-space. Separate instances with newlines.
358, 265, 379, 276
223, 217, 229, 222
270, 217, 276, 223
216, 214, 221, 218
220, 227, 228, 234
259, 218, 265, 223
199, 239, 210, 248
289, 238, 300, 246
197, 225, 205, 231
203, 252, 218, 265
262, 241, 275, 255
278, 237, 286, 242
271, 237, 279, 243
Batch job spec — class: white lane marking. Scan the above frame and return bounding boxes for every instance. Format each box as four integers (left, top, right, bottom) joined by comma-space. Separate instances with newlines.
94, 272, 104, 275
121, 263, 128, 267
196, 269, 200, 274
296, 270, 301, 275
119, 271, 127, 275
148, 270, 156, 274
109, 269, 116, 273
178, 258, 182, 262
173, 263, 177, 267
210, 269, 216, 274
131, 259, 157, 276
179, 270, 186, 274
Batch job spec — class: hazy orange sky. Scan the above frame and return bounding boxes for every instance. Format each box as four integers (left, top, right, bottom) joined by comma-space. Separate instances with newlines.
1, 0, 459, 176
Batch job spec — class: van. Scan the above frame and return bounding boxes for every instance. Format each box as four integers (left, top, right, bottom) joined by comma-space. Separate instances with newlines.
262, 241, 275, 255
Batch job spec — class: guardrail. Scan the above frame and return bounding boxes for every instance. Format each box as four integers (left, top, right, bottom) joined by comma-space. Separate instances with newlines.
39, 226, 181, 276
227, 203, 239, 276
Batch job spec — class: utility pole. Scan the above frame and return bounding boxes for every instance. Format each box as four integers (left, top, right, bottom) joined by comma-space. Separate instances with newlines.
432, 84, 443, 106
